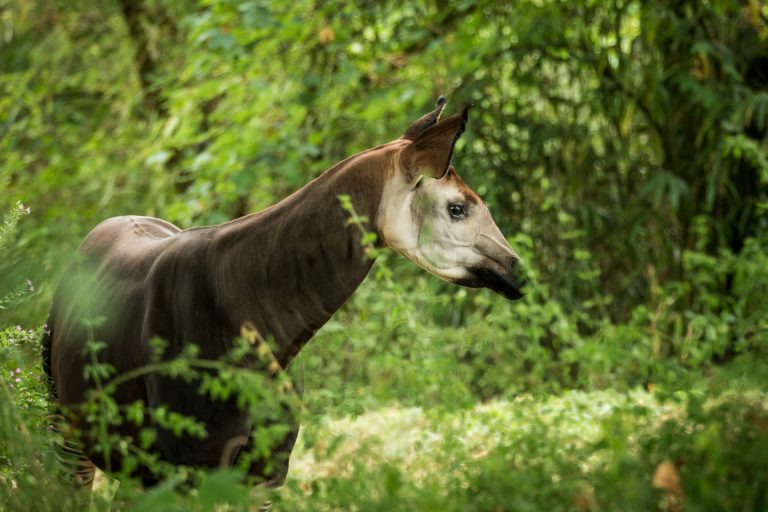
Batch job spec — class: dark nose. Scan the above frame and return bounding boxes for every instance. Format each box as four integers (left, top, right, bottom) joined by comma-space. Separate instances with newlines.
489, 257, 526, 301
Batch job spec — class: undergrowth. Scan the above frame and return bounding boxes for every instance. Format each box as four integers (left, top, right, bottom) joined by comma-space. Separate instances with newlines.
1, 202, 767, 510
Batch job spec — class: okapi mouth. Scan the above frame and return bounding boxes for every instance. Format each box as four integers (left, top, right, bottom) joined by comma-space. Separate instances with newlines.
458, 266, 525, 301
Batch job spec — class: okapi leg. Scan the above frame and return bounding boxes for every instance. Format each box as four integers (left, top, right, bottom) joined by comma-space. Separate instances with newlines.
49, 413, 97, 502
232, 425, 299, 488
235, 427, 299, 512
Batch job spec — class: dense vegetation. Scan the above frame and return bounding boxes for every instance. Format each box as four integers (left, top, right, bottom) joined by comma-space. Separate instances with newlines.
1, 0, 767, 510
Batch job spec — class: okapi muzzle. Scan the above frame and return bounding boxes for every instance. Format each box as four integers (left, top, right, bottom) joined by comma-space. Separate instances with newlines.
41, 95, 525, 492
455, 224, 526, 301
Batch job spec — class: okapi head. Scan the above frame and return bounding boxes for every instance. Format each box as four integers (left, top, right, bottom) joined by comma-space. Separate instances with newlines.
378, 97, 525, 300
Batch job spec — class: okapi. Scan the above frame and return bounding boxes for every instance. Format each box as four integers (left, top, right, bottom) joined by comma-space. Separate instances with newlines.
42, 97, 525, 491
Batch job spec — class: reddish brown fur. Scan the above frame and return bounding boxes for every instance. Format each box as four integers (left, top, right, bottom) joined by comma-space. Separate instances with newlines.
445, 166, 481, 204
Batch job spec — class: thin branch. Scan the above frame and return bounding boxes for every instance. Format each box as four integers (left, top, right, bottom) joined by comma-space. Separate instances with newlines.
118, 0, 168, 115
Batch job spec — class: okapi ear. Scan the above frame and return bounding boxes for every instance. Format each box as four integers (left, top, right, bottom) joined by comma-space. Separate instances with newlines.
401, 96, 448, 141
401, 105, 470, 179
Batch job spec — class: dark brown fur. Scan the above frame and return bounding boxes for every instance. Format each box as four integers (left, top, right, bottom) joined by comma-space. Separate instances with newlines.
42, 99, 520, 489
44, 141, 401, 485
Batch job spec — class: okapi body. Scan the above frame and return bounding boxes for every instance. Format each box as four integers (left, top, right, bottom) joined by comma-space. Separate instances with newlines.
42, 97, 525, 489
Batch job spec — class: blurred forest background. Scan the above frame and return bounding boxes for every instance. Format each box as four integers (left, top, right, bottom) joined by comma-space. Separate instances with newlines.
1, 0, 767, 510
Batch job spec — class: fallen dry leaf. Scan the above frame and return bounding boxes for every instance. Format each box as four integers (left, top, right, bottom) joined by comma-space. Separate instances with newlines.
652, 460, 683, 512
318, 27, 335, 44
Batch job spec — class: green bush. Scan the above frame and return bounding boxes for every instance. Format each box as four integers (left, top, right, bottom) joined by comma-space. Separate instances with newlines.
1, 0, 766, 509
278, 382, 768, 511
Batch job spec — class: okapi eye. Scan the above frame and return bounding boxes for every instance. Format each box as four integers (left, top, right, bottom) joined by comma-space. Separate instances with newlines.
448, 204, 466, 219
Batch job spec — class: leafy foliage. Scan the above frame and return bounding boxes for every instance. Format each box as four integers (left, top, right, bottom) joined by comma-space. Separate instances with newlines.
0, 0, 766, 509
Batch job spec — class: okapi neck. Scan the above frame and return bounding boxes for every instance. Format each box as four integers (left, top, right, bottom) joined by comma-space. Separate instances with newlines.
211, 147, 394, 366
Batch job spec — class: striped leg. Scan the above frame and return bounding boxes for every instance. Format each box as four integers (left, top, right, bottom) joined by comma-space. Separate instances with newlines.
49, 413, 97, 495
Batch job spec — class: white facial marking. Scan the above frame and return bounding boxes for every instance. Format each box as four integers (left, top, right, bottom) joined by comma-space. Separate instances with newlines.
377, 168, 514, 283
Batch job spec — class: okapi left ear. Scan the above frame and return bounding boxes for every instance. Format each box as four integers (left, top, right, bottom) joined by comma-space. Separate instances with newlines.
402, 96, 448, 141
401, 105, 470, 180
